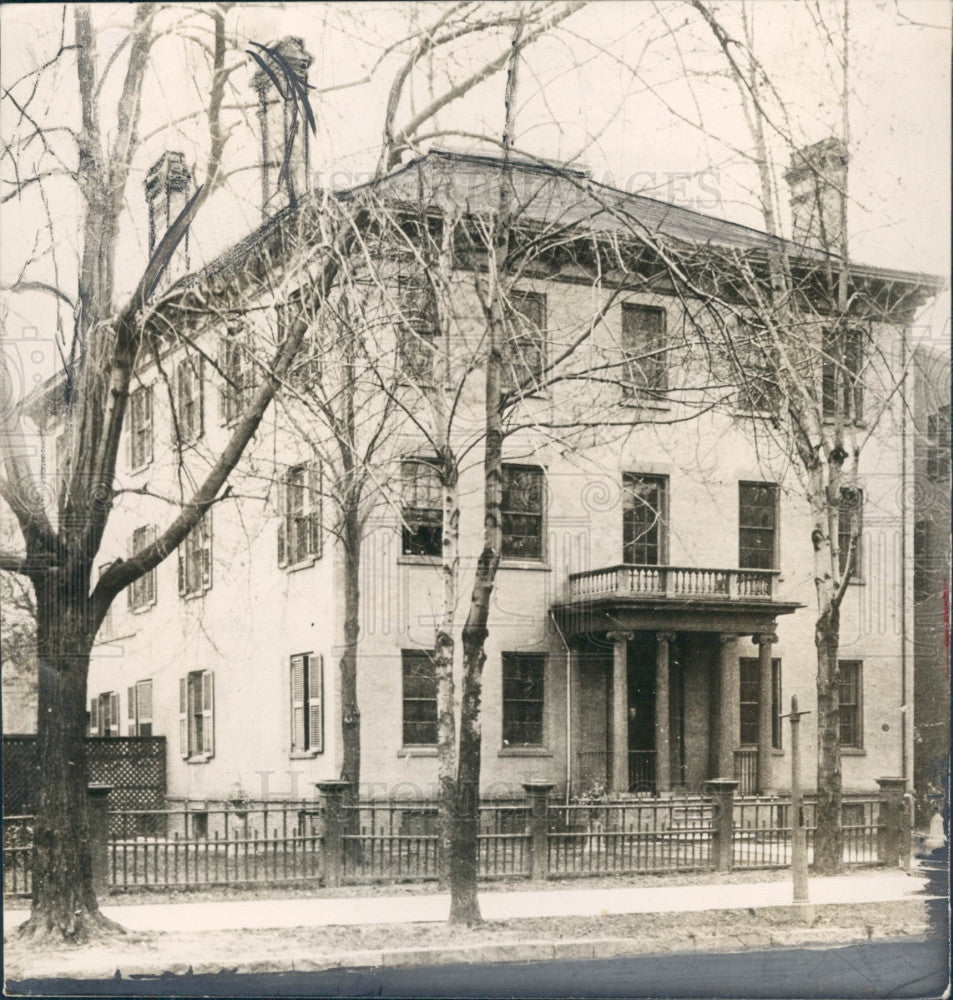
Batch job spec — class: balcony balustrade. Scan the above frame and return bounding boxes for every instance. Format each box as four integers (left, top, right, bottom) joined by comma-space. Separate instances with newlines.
567, 564, 779, 603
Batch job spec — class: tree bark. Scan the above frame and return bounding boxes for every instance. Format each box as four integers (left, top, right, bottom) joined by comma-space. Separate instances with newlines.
340, 500, 362, 835
813, 604, 844, 873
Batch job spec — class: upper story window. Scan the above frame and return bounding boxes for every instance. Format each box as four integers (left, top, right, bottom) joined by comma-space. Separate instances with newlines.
837, 660, 863, 748
739, 482, 778, 570
174, 357, 203, 444
401, 458, 442, 557
501, 464, 545, 560
290, 652, 323, 754
397, 275, 439, 382
822, 327, 864, 421
178, 512, 212, 597
128, 679, 153, 737
279, 301, 321, 390
277, 461, 321, 568
622, 473, 667, 565
502, 652, 546, 747
734, 319, 779, 412
621, 303, 667, 398
179, 669, 214, 760
739, 657, 782, 749
89, 691, 119, 737
129, 384, 153, 471
837, 487, 863, 579
128, 525, 157, 611
927, 409, 951, 483
402, 649, 438, 747
220, 325, 257, 427
503, 291, 546, 393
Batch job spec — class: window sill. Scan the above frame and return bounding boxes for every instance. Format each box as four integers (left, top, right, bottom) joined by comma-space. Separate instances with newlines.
840, 747, 866, 756
284, 556, 317, 574
772, 748, 785, 756
289, 749, 323, 760
499, 560, 550, 572
620, 395, 671, 411
398, 555, 441, 567
499, 747, 553, 757
180, 587, 211, 602
128, 460, 153, 476
398, 747, 439, 758
185, 754, 213, 765
129, 602, 155, 615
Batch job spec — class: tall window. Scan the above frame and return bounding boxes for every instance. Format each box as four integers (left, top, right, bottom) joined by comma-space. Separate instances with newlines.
278, 462, 321, 567
739, 482, 778, 570
402, 650, 438, 746
503, 291, 546, 392
128, 525, 157, 611
175, 356, 203, 444
621, 303, 667, 397
837, 487, 863, 578
739, 658, 782, 749
501, 464, 545, 560
822, 327, 864, 420
290, 653, 323, 753
502, 652, 545, 747
179, 669, 214, 759
927, 410, 951, 483
735, 319, 778, 412
128, 679, 153, 737
178, 513, 212, 597
129, 384, 153, 470
401, 458, 442, 557
837, 660, 863, 748
622, 474, 667, 565
278, 301, 321, 389
397, 275, 438, 382
220, 325, 256, 426
89, 691, 119, 737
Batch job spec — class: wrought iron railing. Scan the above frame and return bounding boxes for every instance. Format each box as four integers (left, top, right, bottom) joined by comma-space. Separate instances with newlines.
733, 748, 759, 796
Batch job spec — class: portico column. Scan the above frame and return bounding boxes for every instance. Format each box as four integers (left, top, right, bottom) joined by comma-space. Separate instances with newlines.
655, 633, 675, 793
754, 633, 778, 795
717, 634, 739, 779
606, 630, 632, 793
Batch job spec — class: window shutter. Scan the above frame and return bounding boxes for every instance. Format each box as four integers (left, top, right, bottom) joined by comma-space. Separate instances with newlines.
201, 670, 214, 756
90, 697, 100, 736
109, 692, 120, 736
308, 462, 321, 558
291, 655, 305, 751
177, 545, 186, 595
128, 685, 136, 732
179, 677, 189, 757
277, 473, 288, 568
202, 514, 212, 590
217, 338, 229, 426
308, 654, 323, 752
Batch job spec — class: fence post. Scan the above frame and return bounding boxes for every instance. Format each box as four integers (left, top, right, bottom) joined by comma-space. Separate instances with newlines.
87, 783, 113, 894
316, 780, 350, 887
523, 782, 554, 879
875, 777, 907, 868
704, 778, 737, 871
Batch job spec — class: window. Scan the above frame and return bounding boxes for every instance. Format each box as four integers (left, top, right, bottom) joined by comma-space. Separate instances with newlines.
278, 462, 321, 567
291, 653, 323, 753
178, 513, 212, 597
501, 464, 545, 560
914, 519, 929, 601
402, 650, 438, 746
220, 325, 257, 426
822, 327, 864, 420
179, 669, 214, 759
397, 275, 438, 382
926, 410, 951, 483
837, 487, 863, 578
739, 658, 782, 749
837, 660, 862, 748
739, 482, 778, 570
279, 301, 321, 389
129, 384, 153, 470
401, 458, 442, 557
89, 691, 119, 737
502, 652, 545, 747
734, 319, 779, 412
503, 291, 546, 392
128, 679, 153, 737
128, 525, 157, 611
622, 474, 667, 565
97, 564, 112, 637
175, 356, 203, 444
621, 303, 667, 397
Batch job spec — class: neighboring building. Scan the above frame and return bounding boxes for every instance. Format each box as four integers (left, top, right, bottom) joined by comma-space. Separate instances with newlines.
912, 344, 951, 825
23, 40, 943, 807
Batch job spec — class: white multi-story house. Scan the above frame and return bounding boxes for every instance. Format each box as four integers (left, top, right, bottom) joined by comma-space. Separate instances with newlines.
26, 39, 941, 808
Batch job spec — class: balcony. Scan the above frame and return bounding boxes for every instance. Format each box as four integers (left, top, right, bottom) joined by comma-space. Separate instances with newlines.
567, 564, 779, 603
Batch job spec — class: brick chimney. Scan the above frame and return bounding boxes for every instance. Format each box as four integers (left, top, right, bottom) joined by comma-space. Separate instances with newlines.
145, 151, 193, 285
783, 137, 848, 252
251, 36, 313, 216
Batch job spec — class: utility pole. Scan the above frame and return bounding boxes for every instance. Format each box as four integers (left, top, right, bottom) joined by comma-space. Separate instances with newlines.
785, 695, 811, 905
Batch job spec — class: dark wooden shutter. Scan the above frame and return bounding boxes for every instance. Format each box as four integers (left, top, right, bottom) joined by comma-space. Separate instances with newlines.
201, 671, 214, 756
308, 462, 321, 558
277, 472, 288, 568
308, 654, 323, 751
178, 677, 189, 757
291, 655, 305, 751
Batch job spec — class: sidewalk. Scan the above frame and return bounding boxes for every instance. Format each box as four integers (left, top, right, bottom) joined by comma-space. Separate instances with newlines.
3, 868, 936, 934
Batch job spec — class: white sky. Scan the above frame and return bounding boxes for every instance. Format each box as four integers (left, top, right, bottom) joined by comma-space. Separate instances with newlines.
1, 0, 949, 390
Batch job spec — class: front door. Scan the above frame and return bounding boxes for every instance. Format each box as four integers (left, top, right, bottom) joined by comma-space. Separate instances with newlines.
627, 634, 656, 792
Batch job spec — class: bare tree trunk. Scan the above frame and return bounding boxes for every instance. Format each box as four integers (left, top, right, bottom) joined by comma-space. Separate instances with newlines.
16, 575, 122, 943
340, 501, 362, 833
813, 602, 843, 872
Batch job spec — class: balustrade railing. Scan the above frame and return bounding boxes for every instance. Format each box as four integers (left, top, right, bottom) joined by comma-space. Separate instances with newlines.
567, 564, 778, 602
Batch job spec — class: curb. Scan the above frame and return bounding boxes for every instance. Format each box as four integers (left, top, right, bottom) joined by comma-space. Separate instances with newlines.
4, 922, 934, 982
